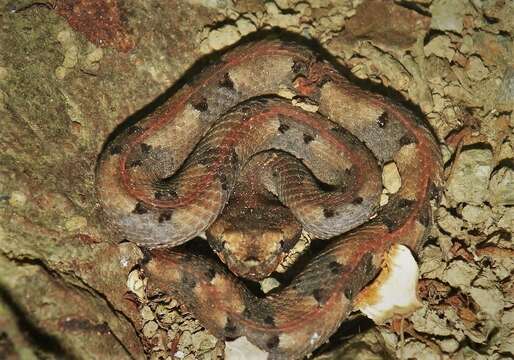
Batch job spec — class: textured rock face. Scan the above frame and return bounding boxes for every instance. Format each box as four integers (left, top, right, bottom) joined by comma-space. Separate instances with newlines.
1, 0, 513, 359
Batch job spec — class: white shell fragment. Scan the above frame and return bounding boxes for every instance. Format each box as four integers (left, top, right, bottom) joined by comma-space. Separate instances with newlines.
355, 244, 422, 324
225, 337, 269, 360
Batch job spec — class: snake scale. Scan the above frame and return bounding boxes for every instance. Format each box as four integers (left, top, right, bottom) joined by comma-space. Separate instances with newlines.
96, 40, 443, 359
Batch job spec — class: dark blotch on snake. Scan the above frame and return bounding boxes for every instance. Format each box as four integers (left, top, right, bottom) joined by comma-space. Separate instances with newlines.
266, 335, 280, 350
428, 181, 441, 202
312, 289, 323, 304
154, 189, 178, 200
219, 174, 228, 191
219, 73, 234, 89
224, 318, 238, 335
278, 123, 290, 133
352, 196, 363, 205
158, 212, 172, 223
264, 316, 276, 326
317, 75, 332, 88
381, 214, 398, 232
205, 267, 216, 281
398, 198, 415, 209
193, 98, 209, 112
419, 203, 431, 227
323, 208, 335, 218
127, 126, 142, 135
329, 261, 344, 275
303, 133, 314, 144
292, 60, 306, 73
133, 202, 148, 214
109, 145, 122, 155
129, 159, 142, 168
399, 133, 417, 146
140, 143, 151, 153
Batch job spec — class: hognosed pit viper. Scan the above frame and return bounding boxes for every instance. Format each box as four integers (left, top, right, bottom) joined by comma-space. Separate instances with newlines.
96, 39, 443, 359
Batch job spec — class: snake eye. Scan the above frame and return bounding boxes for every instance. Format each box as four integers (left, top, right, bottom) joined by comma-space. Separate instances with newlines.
377, 112, 388, 128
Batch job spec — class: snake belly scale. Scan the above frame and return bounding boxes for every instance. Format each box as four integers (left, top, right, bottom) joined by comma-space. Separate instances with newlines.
96, 40, 443, 359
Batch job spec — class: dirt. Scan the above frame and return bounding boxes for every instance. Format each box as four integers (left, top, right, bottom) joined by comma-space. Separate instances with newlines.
0, 0, 512, 359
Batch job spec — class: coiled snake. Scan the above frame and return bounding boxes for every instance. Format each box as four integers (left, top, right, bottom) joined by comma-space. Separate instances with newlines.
96, 40, 443, 359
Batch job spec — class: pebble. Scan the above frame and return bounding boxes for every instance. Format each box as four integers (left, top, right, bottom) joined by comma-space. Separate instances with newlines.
382, 162, 401, 194
142, 320, 159, 338
430, 0, 466, 33
207, 25, 240, 50
447, 148, 493, 204
141, 305, 155, 321
424, 35, 455, 61
496, 67, 514, 108
461, 205, 490, 225
9, 190, 27, 207
444, 260, 479, 290
489, 166, 514, 205
465, 56, 489, 81
64, 216, 88, 231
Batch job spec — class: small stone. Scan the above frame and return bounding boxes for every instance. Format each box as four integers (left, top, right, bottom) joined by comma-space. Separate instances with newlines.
489, 166, 514, 205
465, 56, 489, 81
382, 162, 401, 194
402, 339, 442, 360
430, 0, 466, 33
127, 269, 146, 300
411, 305, 453, 337
447, 148, 493, 205
192, 332, 218, 351
86, 47, 104, 64
437, 337, 460, 353
498, 208, 514, 232
260, 277, 280, 294
225, 337, 268, 360
207, 25, 241, 51
461, 205, 490, 225
291, 98, 318, 112
235, 17, 256, 36
57, 29, 74, 45
141, 305, 155, 321
63, 45, 78, 69
444, 260, 479, 290
178, 331, 193, 348
469, 286, 504, 320
460, 35, 473, 54
437, 207, 464, 236
380, 193, 389, 206
55, 66, 68, 80
9, 190, 27, 207
142, 320, 158, 338
424, 35, 455, 61
496, 66, 514, 108
64, 216, 88, 231
0, 67, 8, 81
264, 1, 280, 15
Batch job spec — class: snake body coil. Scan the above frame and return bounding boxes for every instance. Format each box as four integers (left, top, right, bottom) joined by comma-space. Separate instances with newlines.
96, 40, 443, 359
